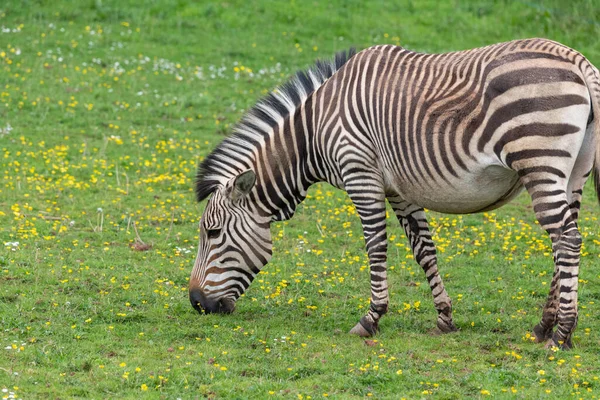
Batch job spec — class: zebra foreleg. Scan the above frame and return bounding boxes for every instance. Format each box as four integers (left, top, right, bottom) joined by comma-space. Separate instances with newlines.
344, 172, 389, 337
388, 198, 457, 333
348, 207, 389, 336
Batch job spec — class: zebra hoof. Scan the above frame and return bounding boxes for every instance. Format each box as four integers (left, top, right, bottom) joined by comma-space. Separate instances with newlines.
437, 319, 458, 333
532, 323, 552, 343
349, 316, 378, 337
544, 338, 573, 350
544, 336, 573, 350
563, 337, 573, 350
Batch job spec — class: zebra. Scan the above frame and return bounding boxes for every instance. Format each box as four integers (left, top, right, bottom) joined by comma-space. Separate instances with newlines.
190, 38, 600, 349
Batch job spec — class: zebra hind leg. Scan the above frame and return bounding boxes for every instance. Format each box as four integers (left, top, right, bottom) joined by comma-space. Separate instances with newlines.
388, 197, 458, 333
522, 177, 581, 349
546, 221, 580, 350
532, 265, 560, 343
531, 169, 589, 347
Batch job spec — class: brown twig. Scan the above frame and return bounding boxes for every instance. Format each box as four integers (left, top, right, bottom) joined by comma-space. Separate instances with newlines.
132, 220, 146, 245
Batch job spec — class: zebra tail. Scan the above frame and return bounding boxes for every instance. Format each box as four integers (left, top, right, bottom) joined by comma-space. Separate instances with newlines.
583, 60, 600, 204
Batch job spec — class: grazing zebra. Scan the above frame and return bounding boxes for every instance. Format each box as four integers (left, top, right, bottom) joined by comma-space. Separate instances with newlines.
190, 38, 600, 349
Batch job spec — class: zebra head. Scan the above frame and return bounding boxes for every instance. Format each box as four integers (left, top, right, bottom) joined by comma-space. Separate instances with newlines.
189, 170, 272, 314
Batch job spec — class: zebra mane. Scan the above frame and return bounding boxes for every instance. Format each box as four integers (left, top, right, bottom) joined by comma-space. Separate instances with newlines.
195, 48, 357, 202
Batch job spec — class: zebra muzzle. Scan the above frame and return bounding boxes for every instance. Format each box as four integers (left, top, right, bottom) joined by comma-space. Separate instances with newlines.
189, 287, 236, 314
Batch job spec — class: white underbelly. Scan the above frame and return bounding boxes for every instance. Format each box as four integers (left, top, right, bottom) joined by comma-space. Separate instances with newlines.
392, 165, 524, 214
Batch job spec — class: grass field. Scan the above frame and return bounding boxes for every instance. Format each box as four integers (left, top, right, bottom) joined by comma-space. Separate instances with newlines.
1, 0, 600, 398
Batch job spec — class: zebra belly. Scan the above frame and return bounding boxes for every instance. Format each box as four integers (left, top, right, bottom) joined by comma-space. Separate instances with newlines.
392, 166, 524, 214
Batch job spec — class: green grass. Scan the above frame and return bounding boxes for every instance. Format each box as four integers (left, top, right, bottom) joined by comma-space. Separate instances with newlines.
1, 0, 600, 398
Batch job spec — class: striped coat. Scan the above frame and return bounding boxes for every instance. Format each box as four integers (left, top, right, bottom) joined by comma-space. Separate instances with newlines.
190, 38, 599, 349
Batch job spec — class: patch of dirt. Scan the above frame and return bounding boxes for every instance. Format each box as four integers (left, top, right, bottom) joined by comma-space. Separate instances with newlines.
129, 242, 152, 251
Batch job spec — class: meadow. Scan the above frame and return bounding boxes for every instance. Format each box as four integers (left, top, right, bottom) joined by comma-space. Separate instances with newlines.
1, 0, 600, 398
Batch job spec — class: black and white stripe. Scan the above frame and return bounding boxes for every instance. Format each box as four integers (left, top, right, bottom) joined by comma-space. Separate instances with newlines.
190, 38, 600, 348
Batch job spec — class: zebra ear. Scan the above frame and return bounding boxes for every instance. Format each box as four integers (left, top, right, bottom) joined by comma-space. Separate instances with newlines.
229, 170, 256, 200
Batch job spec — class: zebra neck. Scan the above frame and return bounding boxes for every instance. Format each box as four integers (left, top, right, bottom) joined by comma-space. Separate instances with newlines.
254, 107, 316, 222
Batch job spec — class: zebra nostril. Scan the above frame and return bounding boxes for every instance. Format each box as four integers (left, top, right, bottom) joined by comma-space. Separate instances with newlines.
189, 287, 207, 314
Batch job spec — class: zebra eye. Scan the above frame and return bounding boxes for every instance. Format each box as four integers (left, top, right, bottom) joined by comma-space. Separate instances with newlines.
206, 228, 221, 240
